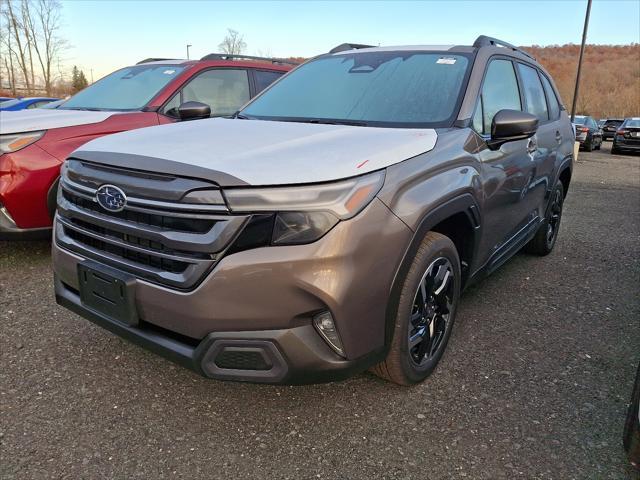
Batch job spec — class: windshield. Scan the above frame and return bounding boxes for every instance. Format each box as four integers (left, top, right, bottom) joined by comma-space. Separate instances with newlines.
60, 64, 186, 111
241, 52, 471, 127
574, 117, 587, 125
623, 119, 640, 128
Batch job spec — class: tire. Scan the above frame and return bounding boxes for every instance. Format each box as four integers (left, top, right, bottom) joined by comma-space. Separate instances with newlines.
584, 138, 593, 152
524, 182, 564, 256
372, 232, 461, 385
623, 363, 640, 469
611, 145, 620, 155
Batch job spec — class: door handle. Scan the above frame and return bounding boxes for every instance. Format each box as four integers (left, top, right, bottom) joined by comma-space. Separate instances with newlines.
527, 138, 537, 154
555, 131, 562, 144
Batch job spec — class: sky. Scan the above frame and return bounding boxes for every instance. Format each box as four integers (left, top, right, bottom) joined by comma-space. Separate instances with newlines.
61, 0, 640, 80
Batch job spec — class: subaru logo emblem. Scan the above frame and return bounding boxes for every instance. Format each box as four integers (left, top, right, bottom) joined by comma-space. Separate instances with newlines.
96, 184, 127, 212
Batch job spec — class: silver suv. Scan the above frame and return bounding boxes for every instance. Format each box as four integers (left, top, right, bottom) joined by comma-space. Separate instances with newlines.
53, 36, 574, 385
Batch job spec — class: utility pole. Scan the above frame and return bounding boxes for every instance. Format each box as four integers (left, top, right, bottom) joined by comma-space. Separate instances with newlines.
186, 44, 192, 60
570, 0, 592, 122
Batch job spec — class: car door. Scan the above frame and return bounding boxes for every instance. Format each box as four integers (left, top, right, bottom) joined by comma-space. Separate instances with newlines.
473, 58, 540, 270
590, 117, 602, 145
515, 62, 556, 221
160, 68, 251, 120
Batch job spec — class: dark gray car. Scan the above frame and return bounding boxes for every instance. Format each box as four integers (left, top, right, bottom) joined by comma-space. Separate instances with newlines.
52, 36, 574, 385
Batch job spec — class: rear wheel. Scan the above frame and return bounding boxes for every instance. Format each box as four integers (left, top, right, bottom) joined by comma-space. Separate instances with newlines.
372, 232, 460, 385
525, 182, 564, 256
611, 145, 620, 155
584, 138, 593, 152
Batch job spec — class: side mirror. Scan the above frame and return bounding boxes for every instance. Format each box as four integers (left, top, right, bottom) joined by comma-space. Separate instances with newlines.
177, 101, 211, 121
487, 109, 538, 150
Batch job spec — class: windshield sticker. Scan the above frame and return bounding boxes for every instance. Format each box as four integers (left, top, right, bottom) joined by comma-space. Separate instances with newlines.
436, 57, 457, 65
163, 69, 176, 75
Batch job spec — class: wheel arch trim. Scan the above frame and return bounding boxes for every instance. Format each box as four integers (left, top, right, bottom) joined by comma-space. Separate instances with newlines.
383, 193, 480, 349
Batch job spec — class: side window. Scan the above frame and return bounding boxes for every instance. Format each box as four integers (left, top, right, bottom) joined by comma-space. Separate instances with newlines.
181, 69, 250, 117
516, 63, 549, 122
540, 74, 560, 120
254, 70, 284, 94
474, 59, 521, 135
162, 92, 181, 118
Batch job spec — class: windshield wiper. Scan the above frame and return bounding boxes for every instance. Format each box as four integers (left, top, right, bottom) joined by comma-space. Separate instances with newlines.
63, 107, 105, 111
296, 118, 369, 127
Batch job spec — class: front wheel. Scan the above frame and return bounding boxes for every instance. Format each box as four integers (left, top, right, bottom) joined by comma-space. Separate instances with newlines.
524, 182, 564, 256
372, 232, 460, 385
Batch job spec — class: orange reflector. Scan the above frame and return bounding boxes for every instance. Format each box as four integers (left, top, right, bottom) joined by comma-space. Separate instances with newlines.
8, 136, 38, 151
344, 184, 375, 214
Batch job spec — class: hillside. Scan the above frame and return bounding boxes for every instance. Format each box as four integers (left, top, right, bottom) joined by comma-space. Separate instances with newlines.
523, 44, 639, 119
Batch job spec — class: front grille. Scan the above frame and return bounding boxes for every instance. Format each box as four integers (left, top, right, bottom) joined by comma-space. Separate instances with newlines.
64, 227, 191, 273
62, 190, 216, 233
55, 162, 248, 290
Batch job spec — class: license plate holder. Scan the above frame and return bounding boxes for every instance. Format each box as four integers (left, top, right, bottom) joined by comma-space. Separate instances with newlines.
78, 261, 138, 326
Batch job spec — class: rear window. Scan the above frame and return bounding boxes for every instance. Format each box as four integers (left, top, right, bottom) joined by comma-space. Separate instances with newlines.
254, 70, 284, 93
0, 99, 21, 108
622, 119, 640, 128
605, 119, 623, 127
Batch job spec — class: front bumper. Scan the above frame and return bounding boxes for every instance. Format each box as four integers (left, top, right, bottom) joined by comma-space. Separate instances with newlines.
0, 142, 62, 232
0, 202, 51, 239
53, 198, 412, 383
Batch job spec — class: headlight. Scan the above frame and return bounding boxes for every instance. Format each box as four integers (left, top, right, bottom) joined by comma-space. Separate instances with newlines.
225, 171, 385, 248
0, 131, 45, 153
272, 211, 339, 245
225, 170, 385, 220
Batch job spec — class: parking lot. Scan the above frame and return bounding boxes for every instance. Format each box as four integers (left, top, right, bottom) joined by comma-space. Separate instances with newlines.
1, 143, 638, 479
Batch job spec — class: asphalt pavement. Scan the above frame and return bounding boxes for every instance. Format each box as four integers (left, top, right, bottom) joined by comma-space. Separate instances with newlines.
1, 143, 639, 479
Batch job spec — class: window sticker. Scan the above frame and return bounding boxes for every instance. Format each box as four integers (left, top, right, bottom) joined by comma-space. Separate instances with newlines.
163, 69, 176, 75
436, 57, 457, 65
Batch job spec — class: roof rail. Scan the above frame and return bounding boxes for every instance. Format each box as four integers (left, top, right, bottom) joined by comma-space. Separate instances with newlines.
136, 58, 180, 65
472, 35, 535, 60
329, 43, 375, 54
199, 53, 300, 66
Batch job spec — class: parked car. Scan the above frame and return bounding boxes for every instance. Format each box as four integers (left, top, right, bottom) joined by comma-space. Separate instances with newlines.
38, 99, 66, 109
624, 363, 640, 470
0, 97, 59, 110
573, 115, 602, 151
611, 117, 640, 154
602, 118, 624, 141
53, 36, 573, 385
0, 54, 294, 238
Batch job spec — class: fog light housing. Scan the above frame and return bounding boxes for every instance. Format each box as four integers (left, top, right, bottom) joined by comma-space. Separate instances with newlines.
313, 311, 345, 357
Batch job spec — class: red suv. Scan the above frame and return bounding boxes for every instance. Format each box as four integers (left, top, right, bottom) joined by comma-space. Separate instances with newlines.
0, 54, 294, 238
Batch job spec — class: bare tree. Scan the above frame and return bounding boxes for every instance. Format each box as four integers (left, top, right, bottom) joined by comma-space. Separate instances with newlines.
2, 0, 32, 93
0, 0, 66, 95
218, 29, 246, 55
23, 0, 66, 95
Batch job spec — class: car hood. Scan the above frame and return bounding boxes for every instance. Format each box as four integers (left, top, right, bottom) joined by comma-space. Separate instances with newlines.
0, 109, 118, 134
74, 118, 438, 186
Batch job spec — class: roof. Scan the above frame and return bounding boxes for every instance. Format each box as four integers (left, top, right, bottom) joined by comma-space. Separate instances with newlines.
331, 45, 457, 55
328, 36, 533, 60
